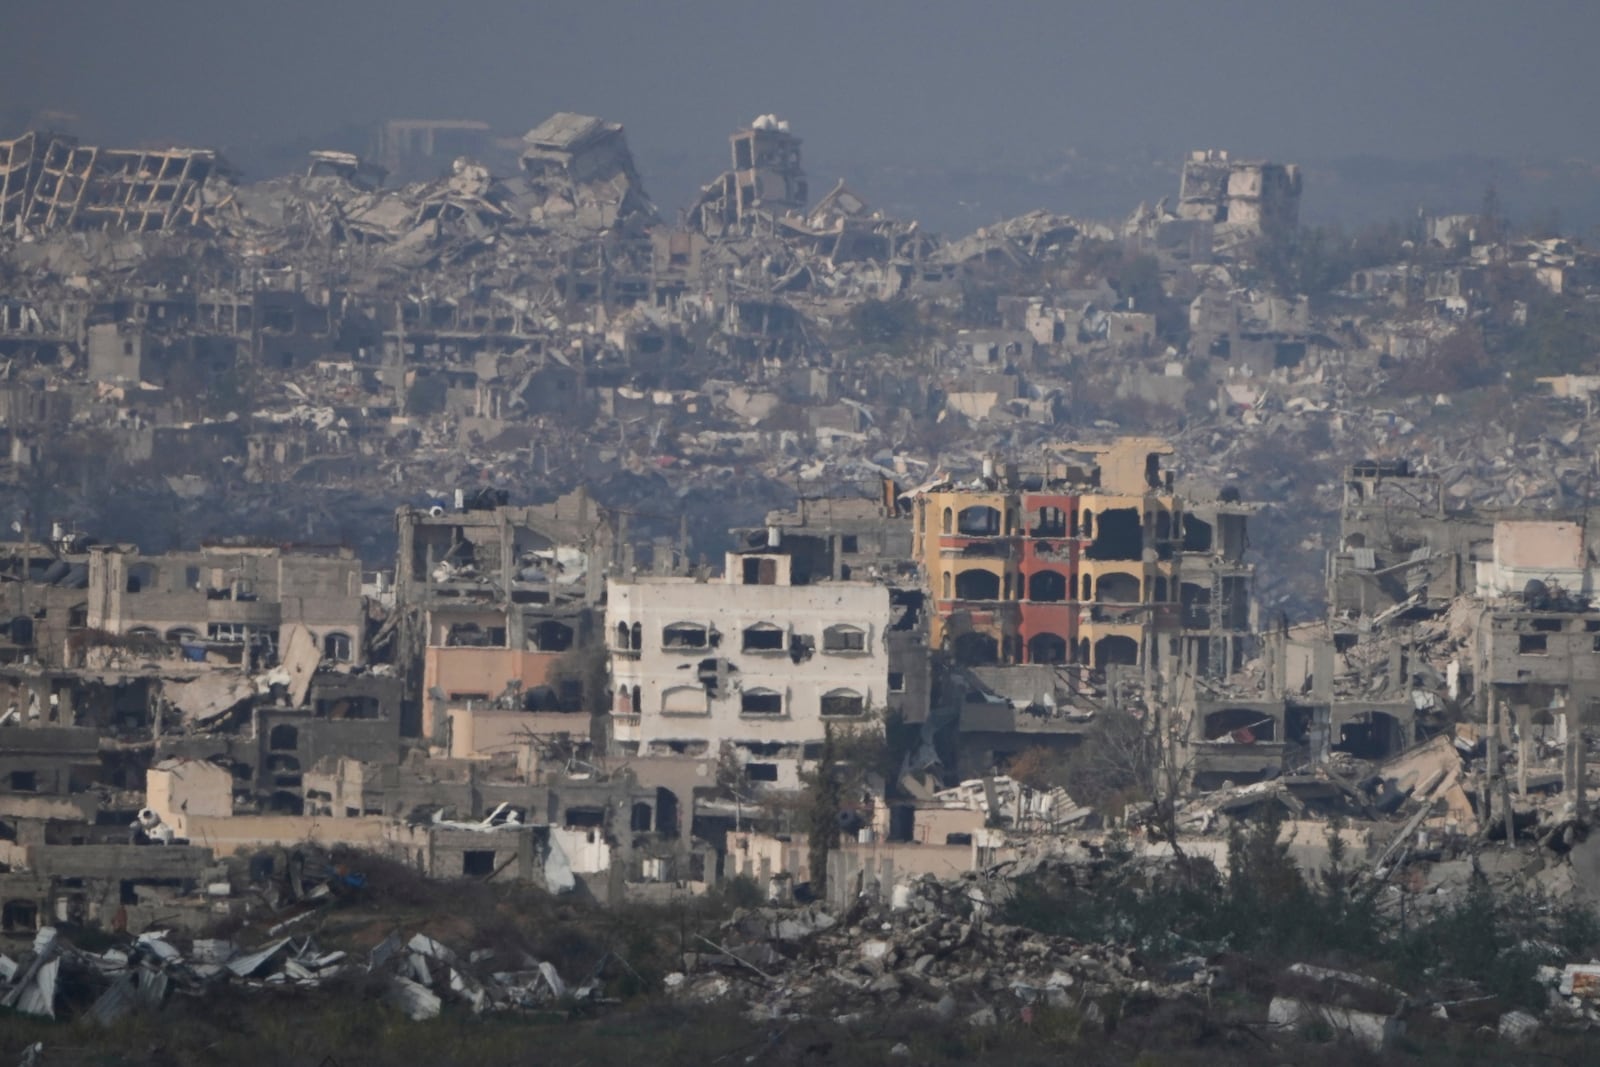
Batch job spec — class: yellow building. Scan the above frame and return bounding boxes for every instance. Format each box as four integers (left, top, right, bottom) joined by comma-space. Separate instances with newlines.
910, 438, 1252, 676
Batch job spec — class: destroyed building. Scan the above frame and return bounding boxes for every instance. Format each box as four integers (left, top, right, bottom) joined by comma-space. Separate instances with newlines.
1177, 149, 1302, 239
0, 131, 227, 235
84, 542, 367, 668
908, 438, 1255, 678
393, 489, 613, 745
518, 112, 654, 229
692, 115, 808, 234
749, 487, 931, 727
606, 541, 891, 791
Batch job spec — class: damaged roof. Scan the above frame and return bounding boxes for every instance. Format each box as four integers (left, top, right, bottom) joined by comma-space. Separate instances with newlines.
522, 113, 618, 152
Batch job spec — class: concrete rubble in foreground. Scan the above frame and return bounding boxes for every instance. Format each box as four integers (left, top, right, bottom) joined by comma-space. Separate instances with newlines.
4, 855, 1600, 1050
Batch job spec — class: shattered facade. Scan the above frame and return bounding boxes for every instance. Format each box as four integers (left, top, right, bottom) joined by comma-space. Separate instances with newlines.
1177, 148, 1302, 238
606, 546, 891, 790
0, 131, 225, 235
910, 438, 1255, 678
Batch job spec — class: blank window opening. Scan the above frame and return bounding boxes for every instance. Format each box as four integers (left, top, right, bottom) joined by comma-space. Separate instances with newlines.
462, 850, 496, 877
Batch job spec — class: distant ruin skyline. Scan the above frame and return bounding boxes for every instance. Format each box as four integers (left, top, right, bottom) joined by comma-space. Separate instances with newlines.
4, 1, 1597, 170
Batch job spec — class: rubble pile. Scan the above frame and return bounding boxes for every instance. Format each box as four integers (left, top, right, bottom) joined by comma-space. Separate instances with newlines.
668, 876, 1211, 1025
0, 922, 596, 1025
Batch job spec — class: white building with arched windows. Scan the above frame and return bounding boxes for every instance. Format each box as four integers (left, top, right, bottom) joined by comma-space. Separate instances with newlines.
606, 550, 890, 791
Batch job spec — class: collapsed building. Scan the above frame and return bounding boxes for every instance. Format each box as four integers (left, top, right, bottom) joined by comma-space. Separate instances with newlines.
0, 130, 227, 235
393, 489, 613, 748
1176, 149, 1302, 239
908, 437, 1255, 678
691, 115, 808, 235
518, 112, 655, 229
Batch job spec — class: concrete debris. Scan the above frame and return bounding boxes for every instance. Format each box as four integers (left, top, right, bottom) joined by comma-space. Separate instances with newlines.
1498, 1009, 1541, 1043
666, 878, 1215, 1024
1268, 996, 1402, 1052
387, 976, 442, 1021
0, 920, 590, 1025
932, 775, 1091, 830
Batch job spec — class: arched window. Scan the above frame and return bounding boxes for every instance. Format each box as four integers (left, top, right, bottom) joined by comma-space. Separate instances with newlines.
662, 622, 708, 650
269, 724, 299, 751
1096, 572, 1141, 603
741, 623, 785, 652
957, 506, 1001, 537
166, 626, 199, 643
1082, 510, 1094, 539
942, 572, 952, 599
322, 632, 352, 662
740, 688, 784, 715
1028, 571, 1067, 603
1094, 635, 1139, 669
952, 632, 998, 666
616, 622, 630, 650
1028, 632, 1068, 664
1081, 574, 1092, 601
820, 688, 866, 717
823, 624, 867, 653
941, 507, 953, 534
954, 569, 1000, 601
630, 622, 642, 651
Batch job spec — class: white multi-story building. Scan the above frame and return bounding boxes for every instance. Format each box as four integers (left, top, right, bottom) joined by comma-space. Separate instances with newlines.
606, 550, 891, 790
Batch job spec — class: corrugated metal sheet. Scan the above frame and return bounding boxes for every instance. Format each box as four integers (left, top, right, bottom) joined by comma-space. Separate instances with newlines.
1352, 548, 1376, 571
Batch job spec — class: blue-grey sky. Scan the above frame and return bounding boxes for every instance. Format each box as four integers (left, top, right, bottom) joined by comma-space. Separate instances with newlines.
4, 1, 1598, 224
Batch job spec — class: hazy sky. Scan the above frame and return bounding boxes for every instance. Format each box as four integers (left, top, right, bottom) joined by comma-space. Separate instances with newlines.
4, 1, 1597, 172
